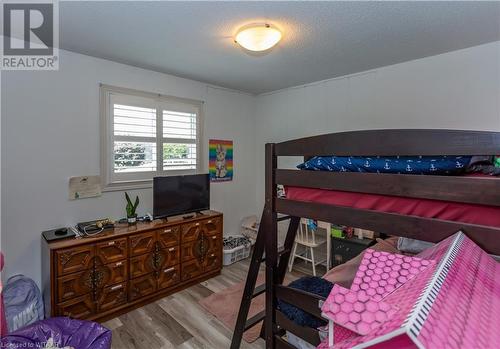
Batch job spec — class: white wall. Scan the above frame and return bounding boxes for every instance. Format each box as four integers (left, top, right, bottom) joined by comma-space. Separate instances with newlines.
255, 41, 500, 209
2, 41, 500, 287
1, 50, 257, 286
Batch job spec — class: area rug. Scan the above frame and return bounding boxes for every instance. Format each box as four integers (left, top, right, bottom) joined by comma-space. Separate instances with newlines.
198, 272, 294, 343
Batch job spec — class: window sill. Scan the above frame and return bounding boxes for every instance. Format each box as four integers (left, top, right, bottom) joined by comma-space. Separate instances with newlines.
102, 179, 153, 192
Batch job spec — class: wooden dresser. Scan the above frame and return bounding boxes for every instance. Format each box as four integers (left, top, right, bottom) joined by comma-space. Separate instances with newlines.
41, 211, 223, 322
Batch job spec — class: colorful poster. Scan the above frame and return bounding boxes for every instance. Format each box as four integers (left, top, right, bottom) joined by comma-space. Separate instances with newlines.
209, 139, 233, 182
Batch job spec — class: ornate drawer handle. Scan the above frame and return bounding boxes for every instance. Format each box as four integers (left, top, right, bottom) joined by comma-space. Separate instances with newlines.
164, 229, 171, 233
212, 236, 217, 240
108, 241, 115, 246
208, 220, 212, 223
168, 247, 175, 252
164, 267, 175, 273
111, 284, 123, 291
115, 261, 123, 266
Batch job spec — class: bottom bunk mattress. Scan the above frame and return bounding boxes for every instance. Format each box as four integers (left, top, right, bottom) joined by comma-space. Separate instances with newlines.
285, 186, 500, 228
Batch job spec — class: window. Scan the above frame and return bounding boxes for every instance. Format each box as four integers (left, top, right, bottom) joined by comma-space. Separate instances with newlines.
101, 85, 203, 190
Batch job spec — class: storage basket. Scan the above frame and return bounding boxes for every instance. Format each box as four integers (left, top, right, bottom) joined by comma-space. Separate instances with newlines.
223, 235, 253, 266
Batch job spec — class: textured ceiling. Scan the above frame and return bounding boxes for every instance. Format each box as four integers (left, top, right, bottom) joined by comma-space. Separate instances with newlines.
59, 1, 500, 94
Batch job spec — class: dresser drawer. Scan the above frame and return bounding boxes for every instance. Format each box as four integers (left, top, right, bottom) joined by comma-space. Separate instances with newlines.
96, 238, 128, 264
129, 253, 155, 279
181, 221, 203, 242
181, 258, 203, 281
55, 245, 94, 276
158, 245, 180, 268
181, 240, 201, 262
157, 226, 180, 249
97, 282, 127, 313
158, 265, 180, 290
102, 260, 128, 287
56, 294, 95, 318
129, 231, 156, 256
205, 233, 222, 254
201, 217, 222, 236
56, 270, 93, 303
204, 251, 222, 273
129, 274, 157, 301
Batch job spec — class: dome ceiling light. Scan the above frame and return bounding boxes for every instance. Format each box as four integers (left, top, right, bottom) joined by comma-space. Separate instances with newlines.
234, 23, 282, 52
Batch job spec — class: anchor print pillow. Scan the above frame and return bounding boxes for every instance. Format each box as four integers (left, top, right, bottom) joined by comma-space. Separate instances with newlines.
297, 155, 471, 175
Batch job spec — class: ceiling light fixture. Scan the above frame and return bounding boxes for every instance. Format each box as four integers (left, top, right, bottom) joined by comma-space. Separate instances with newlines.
234, 23, 282, 52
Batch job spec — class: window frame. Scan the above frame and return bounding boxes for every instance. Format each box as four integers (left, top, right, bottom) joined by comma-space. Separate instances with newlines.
100, 84, 204, 192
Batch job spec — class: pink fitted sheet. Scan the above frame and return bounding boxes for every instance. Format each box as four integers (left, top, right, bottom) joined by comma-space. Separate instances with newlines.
285, 185, 500, 228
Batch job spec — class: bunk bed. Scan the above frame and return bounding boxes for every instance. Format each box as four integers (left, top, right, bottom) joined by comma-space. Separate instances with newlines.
231, 129, 500, 349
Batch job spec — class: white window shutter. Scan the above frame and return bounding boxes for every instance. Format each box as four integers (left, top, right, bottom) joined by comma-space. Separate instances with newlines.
113, 103, 157, 173
162, 110, 198, 171
101, 85, 203, 191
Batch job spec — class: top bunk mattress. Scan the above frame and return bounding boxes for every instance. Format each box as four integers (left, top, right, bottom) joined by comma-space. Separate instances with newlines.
285, 185, 500, 228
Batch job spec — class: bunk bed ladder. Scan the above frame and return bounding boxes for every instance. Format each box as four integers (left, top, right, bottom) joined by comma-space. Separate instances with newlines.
230, 212, 300, 349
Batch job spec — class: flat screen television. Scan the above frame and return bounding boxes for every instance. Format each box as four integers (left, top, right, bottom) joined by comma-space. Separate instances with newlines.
153, 174, 210, 219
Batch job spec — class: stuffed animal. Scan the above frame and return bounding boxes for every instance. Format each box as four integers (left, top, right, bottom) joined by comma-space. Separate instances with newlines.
215, 143, 228, 178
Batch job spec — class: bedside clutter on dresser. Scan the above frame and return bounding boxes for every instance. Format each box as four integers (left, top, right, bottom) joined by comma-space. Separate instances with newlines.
41, 211, 223, 321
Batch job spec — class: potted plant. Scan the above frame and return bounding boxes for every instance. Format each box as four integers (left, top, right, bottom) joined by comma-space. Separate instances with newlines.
125, 192, 139, 225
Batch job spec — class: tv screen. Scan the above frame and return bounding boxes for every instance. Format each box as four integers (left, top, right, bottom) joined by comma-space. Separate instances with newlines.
153, 174, 210, 219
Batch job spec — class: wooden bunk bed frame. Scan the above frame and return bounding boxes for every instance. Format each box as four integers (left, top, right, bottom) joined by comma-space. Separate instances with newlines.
231, 129, 500, 349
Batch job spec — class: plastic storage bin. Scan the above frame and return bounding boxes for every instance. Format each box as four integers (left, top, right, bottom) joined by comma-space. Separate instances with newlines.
223, 235, 253, 266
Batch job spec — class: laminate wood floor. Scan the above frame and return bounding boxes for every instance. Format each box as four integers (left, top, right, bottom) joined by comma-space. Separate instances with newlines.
104, 257, 317, 349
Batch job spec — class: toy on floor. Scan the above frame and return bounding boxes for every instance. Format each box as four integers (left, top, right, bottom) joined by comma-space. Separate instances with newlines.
1, 317, 111, 349
319, 231, 500, 348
